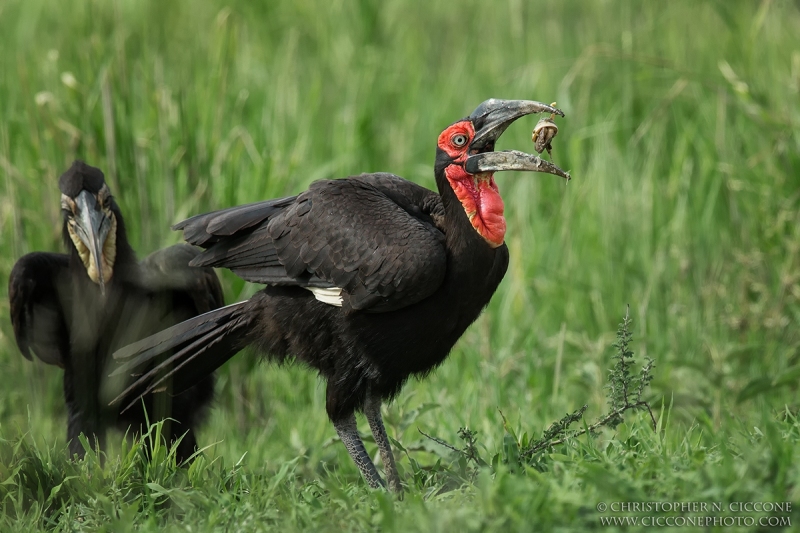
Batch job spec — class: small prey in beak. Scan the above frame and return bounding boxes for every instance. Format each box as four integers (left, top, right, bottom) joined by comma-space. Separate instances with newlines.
531, 102, 560, 158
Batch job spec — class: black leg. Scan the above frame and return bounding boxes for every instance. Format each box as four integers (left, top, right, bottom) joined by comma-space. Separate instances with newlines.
172, 426, 198, 464
333, 414, 385, 489
66, 400, 105, 458
364, 394, 402, 492
64, 368, 104, 459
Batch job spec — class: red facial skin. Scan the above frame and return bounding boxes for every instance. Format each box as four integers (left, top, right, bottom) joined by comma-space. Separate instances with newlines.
437, 121, 506, 248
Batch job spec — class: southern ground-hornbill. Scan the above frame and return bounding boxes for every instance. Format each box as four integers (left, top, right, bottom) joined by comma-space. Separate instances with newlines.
8, 161, 224, 462
112, 99, 570, 490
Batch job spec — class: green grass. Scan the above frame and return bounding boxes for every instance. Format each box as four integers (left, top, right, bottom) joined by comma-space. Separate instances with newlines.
1, 0, 799, 530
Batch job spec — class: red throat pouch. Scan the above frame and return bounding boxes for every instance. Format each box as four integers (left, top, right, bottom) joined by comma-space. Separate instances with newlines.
445, 166, 506, 247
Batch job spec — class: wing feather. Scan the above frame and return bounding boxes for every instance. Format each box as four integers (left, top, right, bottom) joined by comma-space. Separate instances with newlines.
266, 176, 447, 312
174, 196, 296, 246
172, 174, 447, 313
138, 244, 225, 314
8, 252, 71, 366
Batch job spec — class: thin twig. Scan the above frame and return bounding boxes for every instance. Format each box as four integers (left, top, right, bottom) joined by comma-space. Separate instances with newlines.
418, 429, 461, 453
521, 399, 655, 459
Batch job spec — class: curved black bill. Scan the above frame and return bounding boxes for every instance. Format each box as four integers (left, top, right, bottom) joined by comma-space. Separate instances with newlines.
465, 150, 571, 181
74, 190, 113, 292
469, 99, 564, 151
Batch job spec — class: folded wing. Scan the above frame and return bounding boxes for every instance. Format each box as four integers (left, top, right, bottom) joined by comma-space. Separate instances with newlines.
182, 174, 448, 313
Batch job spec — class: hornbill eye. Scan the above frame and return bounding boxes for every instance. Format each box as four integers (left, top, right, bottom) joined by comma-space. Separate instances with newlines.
98, 185, 112, 209
60, 194, 77, 215
451, 134, 468, 147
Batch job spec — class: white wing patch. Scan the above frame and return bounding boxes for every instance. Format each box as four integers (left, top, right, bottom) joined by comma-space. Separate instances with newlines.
306, 286, 343, 307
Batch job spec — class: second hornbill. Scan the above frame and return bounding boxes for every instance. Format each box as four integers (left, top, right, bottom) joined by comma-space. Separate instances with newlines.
112, 99, 570, 491
8, 161, 224, 462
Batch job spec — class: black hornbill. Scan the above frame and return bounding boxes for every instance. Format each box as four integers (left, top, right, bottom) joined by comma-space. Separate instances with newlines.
8, 161, 224, 462
112, 99, 570, 490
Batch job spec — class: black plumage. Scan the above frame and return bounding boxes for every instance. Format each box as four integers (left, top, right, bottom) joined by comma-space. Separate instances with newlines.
8, 161, 224, 461
113, 99, 570, 490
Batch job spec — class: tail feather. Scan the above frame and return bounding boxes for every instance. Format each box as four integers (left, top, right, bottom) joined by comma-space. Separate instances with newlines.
111, 302, 246, 373
109, 301, 251, 411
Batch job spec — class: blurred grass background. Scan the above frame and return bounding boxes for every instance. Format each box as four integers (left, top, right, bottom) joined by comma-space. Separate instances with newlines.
1, 0, 799, 530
